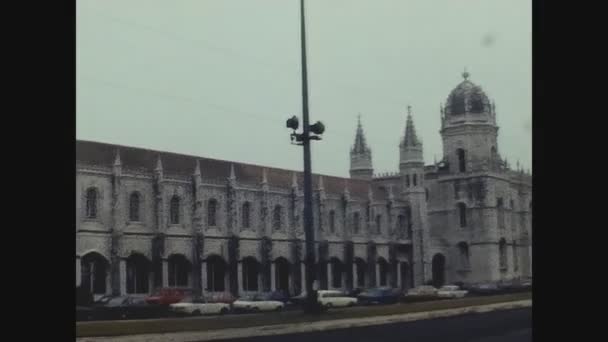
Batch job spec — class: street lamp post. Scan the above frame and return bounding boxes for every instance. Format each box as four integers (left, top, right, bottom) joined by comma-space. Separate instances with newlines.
286, 0, 325, 314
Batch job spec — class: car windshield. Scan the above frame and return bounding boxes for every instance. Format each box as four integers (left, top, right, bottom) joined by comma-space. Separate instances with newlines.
239, 295, 256, 301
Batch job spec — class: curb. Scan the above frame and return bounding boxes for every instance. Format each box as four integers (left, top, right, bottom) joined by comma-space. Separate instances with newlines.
77, 300, 531, 342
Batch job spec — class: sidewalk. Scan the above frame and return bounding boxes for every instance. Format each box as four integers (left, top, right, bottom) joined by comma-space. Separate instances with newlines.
77, 299, 531, 342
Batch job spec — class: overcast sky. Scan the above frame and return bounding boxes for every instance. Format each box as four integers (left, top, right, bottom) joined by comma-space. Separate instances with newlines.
77, 0, 531, 177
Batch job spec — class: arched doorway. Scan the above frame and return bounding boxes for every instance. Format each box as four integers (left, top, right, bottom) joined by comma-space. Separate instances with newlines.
354, 258, 366, 288
242, 257, 260, 292
206, 255, 226, 292
432, 254, 446, 288
126, 253, 151, 294
377, 257, 389, 287
168, 254, 191, 287
81, 252, 109, 295
329, 258, 343, 289
274, 257, 290, 294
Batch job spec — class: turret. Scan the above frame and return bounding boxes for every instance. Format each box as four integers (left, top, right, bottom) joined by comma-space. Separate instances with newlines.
350, 115, 374, 180
399, 106, 425, 192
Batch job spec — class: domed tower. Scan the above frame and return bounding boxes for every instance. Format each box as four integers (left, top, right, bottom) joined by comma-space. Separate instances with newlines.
440, 71, 501, 173
350, 115, 374, 180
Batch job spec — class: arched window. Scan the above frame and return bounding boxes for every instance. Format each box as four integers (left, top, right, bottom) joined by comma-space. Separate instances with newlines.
451, 95, 465, 115
470, 94, 484, 113
405, 175, 410, 187
499, 239, 507, 270
85, 188, 98, 219
242, 202, 250, 229
273, 205, 283, 230
170, 196, 180, 224
458, 203, 467, 227
457, 149, 466, 172
413, 174, 417, 186
405, 206, 413, 238
329, 210, 336, 233
397, 215, 406, 238
458, 242, 470, 270
129, 192, 140, 222
375, 214, 382, 234
353, 212, 361, 234
208, 199, 217, 226
497, 198, 504, 229
513, 241, 519, 272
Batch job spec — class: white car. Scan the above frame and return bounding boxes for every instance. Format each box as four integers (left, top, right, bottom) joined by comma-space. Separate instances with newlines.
232, 293, 285, 313
437, 285, 468, 299
404, 285, 439, 299
169, 296, 231, 316
317, 290, 358, 308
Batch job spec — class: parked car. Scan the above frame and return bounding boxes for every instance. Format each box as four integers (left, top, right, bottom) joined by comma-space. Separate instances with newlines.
93, 295, 169, 320
169, 295, 231, 316
145, 288, 192, 306
232, 293, 285, 313
317, 290, 357, 308
267, 290, 291, 304
290, 291, 308, 305
468, 283, 501, 295
357, 287, 401, 305
347, 288, 363, 297
437, 285, 468, 299
402, 286, 439, 302
204, 292, 238, 304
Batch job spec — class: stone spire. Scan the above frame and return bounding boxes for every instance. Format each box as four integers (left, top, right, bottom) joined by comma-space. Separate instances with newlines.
343, 179, 350, 199
113, 149, 122, 176
155, 154, 163, 172
399, 106, 424, 174
113, 149, 121, 167
318, 175, 325, 190
193, 159, 201, 177
402, 106, 421, 147
291, 172, 298, 189
228, 164, 236, 186
229, 164, 236, 180
261, 168, 268, 186
350, 115, 374, 180
352, 114, 371, 154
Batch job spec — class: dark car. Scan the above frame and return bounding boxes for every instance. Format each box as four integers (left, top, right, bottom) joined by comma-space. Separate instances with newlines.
357, 287, 400, 305
267, 290, 290, 303
347, 288, 363, 297
93, 296, 169, 320
468, 283, 502, 296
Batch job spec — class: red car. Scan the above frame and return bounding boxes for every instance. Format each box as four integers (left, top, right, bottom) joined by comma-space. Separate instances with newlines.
145, 288, 192, 305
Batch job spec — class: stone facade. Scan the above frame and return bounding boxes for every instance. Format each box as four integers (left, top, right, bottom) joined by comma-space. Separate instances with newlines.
76, 72, 531, 297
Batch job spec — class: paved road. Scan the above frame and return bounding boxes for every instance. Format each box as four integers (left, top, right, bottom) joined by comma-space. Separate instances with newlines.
212, 308, 531, 342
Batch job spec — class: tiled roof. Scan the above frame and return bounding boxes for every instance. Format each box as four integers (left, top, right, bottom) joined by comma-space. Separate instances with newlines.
76, 140, 373, 200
